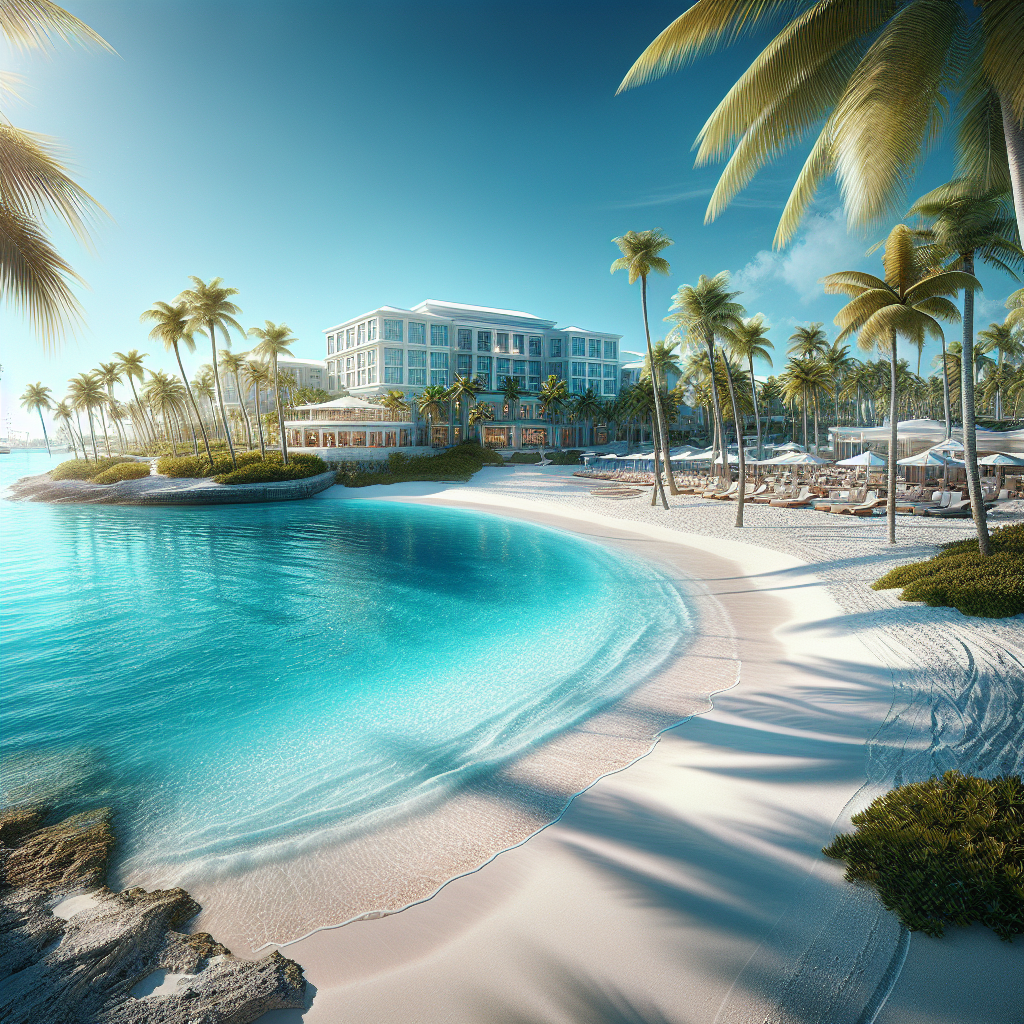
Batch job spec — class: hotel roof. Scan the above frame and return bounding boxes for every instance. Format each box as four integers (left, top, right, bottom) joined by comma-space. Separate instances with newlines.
411, 299, 546, 320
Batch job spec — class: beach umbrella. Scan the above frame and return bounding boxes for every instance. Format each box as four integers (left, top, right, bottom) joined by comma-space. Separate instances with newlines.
896, 451, 962, 467
927, 438, 965, 455
781, 452, 829, 464
836, 451, 886, 466
978, 452, 1024, 490
774, 441, 806, 452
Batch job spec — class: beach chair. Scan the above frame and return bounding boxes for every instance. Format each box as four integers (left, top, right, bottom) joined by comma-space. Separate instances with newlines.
769, 485, 813, 508
920, 498, 994, 518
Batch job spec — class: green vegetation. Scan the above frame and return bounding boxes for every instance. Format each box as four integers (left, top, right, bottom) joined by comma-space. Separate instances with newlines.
823, 771, 1024, 941
156, 450, 326, 484
50, 457, 137, 481
873, 524, 1024, 618
509, 451, 541, 464
92, 462, 151, 484
337, 442, 503, 487
545, 450, 583, 465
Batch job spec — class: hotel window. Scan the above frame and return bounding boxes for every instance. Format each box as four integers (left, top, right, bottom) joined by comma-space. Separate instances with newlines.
457, 353, 472, 375
477, 330, 492, 352
384, 348, 404, 366
327, 335, 335, 354
430, 369, 448, 387
383, 365, 403, 384
496, 357, 511, 377
528, 361, 541, 390
431, 324, 449, 347
357, 352, 367, 369
588, 363, 601, 379
513, 359, 527, 377
346, 328, 355, 348
495, 332, 509, 352
520, 404, 532, 419
571, 336, 586, 356
603, 363, 616, 379
572, 376, 586, 394
603, 379, 616, 395
430, 351, 449, 370
512, 333, 525, 354
604, 340, 617, 360
549, 337, 562, 357
328, 375, 335, 391
408, 349, 427, 369
475, 355, 492, 390
357, 322, 366, 345
529, 336, 542, 356
457, 328, 473, 350
367, 319, 377, 340
408, 367, 426, 386
383, 319, 403, 341
570, 361, 586, 379
548, 361, 563, 379
408, 321, 426, 344
588, 339, 601, 359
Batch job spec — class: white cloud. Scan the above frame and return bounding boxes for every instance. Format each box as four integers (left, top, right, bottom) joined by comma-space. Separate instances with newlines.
731, 206, 869, 304
974, 291, 1011, 328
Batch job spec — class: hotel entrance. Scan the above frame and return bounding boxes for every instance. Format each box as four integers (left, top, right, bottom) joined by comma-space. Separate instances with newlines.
522, 427, 547, 448
483, 426, 510, 449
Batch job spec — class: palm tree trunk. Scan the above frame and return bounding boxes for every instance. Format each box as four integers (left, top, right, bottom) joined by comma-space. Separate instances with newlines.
234, 370, 254, 450
209, 325, 237, 467
174, 345, 213, 464
886, 331, 898, 545
1000, 95, 1024, 261
85, 408, 99, 459
940, 338, 952, 439
98, 405, 111, 458
640, 275, 668, 509
653, 366, 679, 494
37, 410, 51, 457
724, 361, 746, 527
273, 355, 289, 465
253, 384, 267, 457
746, 357, 762, 460
705, 338, 728, 486
960, 252, 992, 556
801, 399, 808, 451
812, 393, 820, 455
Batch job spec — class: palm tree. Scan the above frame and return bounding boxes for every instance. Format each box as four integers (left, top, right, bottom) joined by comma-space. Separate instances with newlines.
379, 389, 410, 420
611, 229, 674, 505
143, 371, 190, 454
538, 375, 569, 449
780, 356, 833, 455
416, 385, 450, 447
51, 398, 78, 458
729, 314, 773, 457
499, 376, 523, 448
1006, 286, 1024, 329
219, 348, 258, 450
247, 321, 296, 464
821, 340, 853, 437
789, 323, 829, 360
87, 366, 114, 456
0, 3, 112, 346
618, 2, 1024, 247
67, 373, 106, 459
908, 181, 1022, 550
646, 336, 684, 468
446, 373, 482, 443
241, 360, 270, 456
468, 401, 495, 443
666, 272, 749, 525
572, 388, 604, 449
94, 361, 129, 454
180, 276, 244, 466
114, 349, 155, 448
977, 321, 1024, 418
19, 382, 53, 455
822, 223, 977, 546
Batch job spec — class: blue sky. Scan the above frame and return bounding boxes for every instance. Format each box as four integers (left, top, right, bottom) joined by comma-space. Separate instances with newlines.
1, 0, 1016, 435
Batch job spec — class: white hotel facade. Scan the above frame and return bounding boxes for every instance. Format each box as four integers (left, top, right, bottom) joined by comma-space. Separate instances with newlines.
285, 300, 623, 452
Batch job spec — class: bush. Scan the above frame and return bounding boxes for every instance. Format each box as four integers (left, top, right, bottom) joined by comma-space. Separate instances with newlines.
509, 451, 542, 464
872, 523, 1024, 618
50, 457, 136, 481
546, 450, 583, 466
823, 771, 1024, 941
338, 442, 501, 487
213, 453, 327, 485
93, 462, 152, 484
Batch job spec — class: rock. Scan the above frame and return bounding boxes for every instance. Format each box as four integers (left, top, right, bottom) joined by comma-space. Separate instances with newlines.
0, 807, 306, 1024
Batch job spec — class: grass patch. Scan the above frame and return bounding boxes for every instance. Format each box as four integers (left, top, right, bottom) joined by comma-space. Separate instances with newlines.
92, 462, 152, 484
823, 771, 1024, 941
545, 449, 583, 466
50, 457, 137, 481
509, 451, 541, 464
872, 523, 1023, 618
337, 442, 503, 487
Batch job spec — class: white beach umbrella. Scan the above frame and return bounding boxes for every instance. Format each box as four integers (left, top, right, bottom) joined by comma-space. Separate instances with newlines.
773, 441, 806, 452
896, 451, 962, 467
978, 452, 1024, 466
927, 438, 965, 454
836, 451, 887, 466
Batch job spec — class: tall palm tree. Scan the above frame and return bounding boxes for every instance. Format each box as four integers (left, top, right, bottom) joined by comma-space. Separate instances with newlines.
416, 385, 450, 447
19, 381, 53, 455
247, 321, 296, 464
94, 361, 129, 454
729, 314, 773, 457
646, 336, 684, 469
0, 2, 112, 346
1006, 286, 1024, 329
468, 401, 495, 443
114, 349, 155, 448
821, 340, 853, 435
908, 181, 1022, 549
241, 360, 270, 456
446, 373, 482, 443
51, 398, 78, 458
666, 271, 749, 525
180, 276, 244, 466
822, 223, 977, 546
572, 388, 604, 449
499, 375, 523, 448
618, 1, 1024, 247
977, 320, 1023, 418
780, 356, 833, 455
87, 366, 114, 456
143, 371, 190, 455
67, 372, 106, 459
219, 348, 255, 450
538, 374, 569, 447
789, 323, 829, 360
611, 229, 674, 505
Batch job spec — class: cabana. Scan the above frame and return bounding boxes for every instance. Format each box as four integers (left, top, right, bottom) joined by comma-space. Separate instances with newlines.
979, 452, 1024, 493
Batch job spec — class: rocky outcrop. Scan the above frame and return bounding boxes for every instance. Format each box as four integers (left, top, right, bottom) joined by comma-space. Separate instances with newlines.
0, 806, 306, 1024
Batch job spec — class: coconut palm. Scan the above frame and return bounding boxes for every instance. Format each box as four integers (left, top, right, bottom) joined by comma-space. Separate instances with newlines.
113, 349, 154, 446
468, 401, 495, 443
67, 372, 106, 459
645, 337, 684, 476
1006, 286, 1024, 329
821, 340, 853, 435
908, 182, 1022, 549
51, 398, 79, 458
611, 229, 674, 504
216, 348, 257, 450
19, 381, 53, 455
977, 320, 1024, 418
666, 271, 749, 525
241, 360, 270, 456
499, 375, 523, 448
729, 314, 773, 457
572, 388, 604, 449
416, 385, 450, 447
822, 223, 977, 546
618, 1, 1024, 247
143, 371, 190, 454
94, 361, 130, 454
179, 277, 244, 466
380, 389, 410, 420
446, 373, 482, 443
538, 374, 569, 432
247, 321, 296, 464
780, 356, 833, 455
789, 323, 829, 360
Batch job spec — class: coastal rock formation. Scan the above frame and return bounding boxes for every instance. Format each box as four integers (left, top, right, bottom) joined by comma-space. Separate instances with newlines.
0, 806, 306, 1024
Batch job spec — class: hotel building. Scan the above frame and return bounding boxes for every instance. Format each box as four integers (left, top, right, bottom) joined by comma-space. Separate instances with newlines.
292, 300, 623, 452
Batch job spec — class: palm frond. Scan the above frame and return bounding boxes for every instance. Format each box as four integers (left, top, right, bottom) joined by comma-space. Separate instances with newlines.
0, 0, 114, 52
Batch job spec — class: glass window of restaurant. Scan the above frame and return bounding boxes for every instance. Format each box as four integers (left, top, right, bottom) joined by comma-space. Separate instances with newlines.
431, 324, 449, 347
572, 336, 586, 356
495, 332, 509, 352
408, 321, 426, 345
529, 336, 542, 356
457, 328, 473, 350
550, 337, 562, 357
512, 333, 525, 354
477, 330, 491, 352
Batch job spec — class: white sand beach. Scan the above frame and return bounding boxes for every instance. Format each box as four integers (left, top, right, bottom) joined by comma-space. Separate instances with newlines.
250, 466, 1024, 1024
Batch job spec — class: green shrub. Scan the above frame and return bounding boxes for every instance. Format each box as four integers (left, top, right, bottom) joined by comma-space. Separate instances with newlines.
337, 442, 501, 487
546, 449, 583, 466
213, 453, 327, 485
823, 771, 1024, 941
873, 523, 1024, 618
92, 462, 152, 484
50, 457, 136, 481
509, 451, 542, 464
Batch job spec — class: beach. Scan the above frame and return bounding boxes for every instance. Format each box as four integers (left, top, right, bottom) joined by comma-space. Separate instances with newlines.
242, 466, 1024, 1023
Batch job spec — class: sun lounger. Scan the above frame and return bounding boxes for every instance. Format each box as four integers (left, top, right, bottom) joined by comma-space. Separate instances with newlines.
769, 486, 813, 508
919, 499, 994, 518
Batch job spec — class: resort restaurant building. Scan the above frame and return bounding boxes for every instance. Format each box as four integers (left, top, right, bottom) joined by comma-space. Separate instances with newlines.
321, 299, 623, 449
830, 419, 1024, 461
284, 396, 415, 451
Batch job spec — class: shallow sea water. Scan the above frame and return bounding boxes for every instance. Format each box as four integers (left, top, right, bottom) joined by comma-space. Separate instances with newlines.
1, 450, 688, 895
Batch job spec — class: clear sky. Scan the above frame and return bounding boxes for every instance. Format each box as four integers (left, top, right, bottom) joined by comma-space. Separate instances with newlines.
1, 0, 1016, 436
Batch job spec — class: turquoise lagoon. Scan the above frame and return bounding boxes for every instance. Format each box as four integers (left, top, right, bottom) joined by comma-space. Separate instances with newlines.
1, 451, 688, 895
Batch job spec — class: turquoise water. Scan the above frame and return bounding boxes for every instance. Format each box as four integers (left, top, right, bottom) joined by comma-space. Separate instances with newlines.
1, 450, 688, 889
